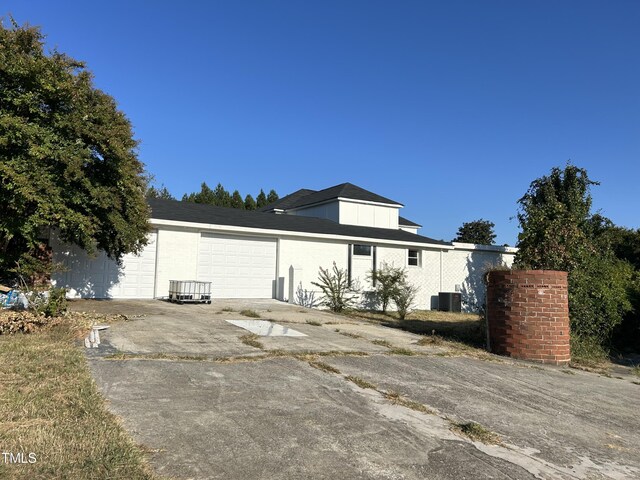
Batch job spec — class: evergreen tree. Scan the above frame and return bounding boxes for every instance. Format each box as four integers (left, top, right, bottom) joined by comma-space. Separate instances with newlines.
256, 189, 268, 209
244, 194, 257, 210
230, 190, 244, 209
146, 185, 175, 200
184, 182, 216, 204
213, 183, 231, 207
266, 189, 279, 205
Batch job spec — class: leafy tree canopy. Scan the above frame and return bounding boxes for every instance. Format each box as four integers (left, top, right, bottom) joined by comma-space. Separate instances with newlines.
0, 21, 150, 277
514, 164, 633, 343
453, 219, 496, 245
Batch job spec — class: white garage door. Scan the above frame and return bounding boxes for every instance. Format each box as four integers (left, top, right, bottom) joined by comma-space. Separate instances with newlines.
52, 231, 157, 299
197, 233, 276, 298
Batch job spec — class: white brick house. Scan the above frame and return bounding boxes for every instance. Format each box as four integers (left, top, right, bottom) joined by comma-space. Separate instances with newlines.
51, 183, 515, 311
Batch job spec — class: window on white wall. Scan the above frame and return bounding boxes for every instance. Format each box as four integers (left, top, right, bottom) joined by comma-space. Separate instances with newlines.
353, 244, 372, 256
408, 249, 420, 266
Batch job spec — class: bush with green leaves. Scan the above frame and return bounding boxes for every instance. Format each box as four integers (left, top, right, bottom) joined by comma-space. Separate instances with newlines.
0, 21, 151, 279
515, 164, 633, 350
392, 280, 419, 320
367, 263, 407, 313
312, 263, 360, 312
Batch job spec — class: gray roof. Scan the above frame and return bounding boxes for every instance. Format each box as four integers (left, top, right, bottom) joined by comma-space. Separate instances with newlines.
149, 199, 450, 246
261, 182, 402, 211
399, 216, 422, 227
259, 189, 316, 212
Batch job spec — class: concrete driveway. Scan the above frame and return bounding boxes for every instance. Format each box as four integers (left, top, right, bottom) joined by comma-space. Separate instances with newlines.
77, 299, 640, 480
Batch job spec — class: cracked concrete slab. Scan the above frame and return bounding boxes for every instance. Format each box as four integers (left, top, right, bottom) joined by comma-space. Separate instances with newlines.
80, 300, 640, 479
90, 357, 538, 480
321, 355, 640, 479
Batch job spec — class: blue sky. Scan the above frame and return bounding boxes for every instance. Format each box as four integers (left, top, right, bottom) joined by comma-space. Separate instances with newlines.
5, 1, 639, 245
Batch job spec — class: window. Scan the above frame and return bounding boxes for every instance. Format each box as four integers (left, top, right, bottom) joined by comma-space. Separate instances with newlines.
408, 249, 420, 266
353, 244, 372, 256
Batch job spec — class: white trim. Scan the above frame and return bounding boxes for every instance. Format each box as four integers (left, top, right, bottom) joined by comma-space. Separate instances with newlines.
407, 248, 421, 267
150, 218, 454, 250
284, 197, 403, 213
451, 242, 518, 253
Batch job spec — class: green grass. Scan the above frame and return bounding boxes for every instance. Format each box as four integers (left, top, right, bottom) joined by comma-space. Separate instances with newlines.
371, 339, 392, 348
239, 309, 261, 318
305, 320, 322, 326
239, 333, 264, 349
452, 422, 500, 444
631, 365, 640, 377
570, 335, 610, 370
345, 375, 377, 389
0, 320, 157, 479
220, 307, 235, 312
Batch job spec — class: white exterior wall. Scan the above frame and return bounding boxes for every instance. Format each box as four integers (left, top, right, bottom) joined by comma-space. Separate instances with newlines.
154, 227, 200, 298
339, 201, 400, 229
399, 225, 419, 234
289, 202, 339, 222
277, 237, 349, 302
440, 244, 516, 311
51, 231, 158, 299
374, 246, 442, 310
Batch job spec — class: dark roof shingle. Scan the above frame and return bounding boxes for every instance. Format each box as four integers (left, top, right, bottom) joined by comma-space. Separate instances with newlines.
149, 199, 449, 246
399, 216, 422, 227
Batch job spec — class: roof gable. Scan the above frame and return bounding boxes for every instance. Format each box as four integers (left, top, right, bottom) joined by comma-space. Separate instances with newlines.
284, 183, 403, 210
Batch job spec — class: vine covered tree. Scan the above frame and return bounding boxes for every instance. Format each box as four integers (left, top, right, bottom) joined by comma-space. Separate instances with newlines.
514, 164, 633, 345
0, 21, 150, 277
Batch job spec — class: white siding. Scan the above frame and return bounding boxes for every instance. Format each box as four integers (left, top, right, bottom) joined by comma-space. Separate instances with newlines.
338, 201, 400, 229
440, 246, 515, 312
277, 237, 349, 303
399, 225, 419, 234
154, 228, 199, 298
197, 233, 276, 298
52, 231, 157, 299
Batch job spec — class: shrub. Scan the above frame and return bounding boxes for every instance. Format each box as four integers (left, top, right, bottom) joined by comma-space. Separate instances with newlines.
368, 263, 406, 313
295, 282, 319, 308
312, 262, 360, 312
39, 287, 68, 317
393, 280, 419, 320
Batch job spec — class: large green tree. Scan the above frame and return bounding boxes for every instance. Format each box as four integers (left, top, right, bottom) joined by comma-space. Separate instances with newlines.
514, 164, 633, 343
453, 219, 496, 245
0, 21, 150, 277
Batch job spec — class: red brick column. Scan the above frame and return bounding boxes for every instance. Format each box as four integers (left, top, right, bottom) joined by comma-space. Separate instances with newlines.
486, 270, 570, 365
